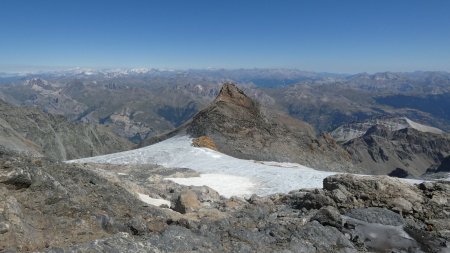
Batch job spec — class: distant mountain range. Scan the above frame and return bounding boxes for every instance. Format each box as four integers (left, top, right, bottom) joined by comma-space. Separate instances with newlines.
1, 68, 450, 144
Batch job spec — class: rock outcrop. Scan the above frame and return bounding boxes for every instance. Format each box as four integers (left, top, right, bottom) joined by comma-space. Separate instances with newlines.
191, 136, 218, 150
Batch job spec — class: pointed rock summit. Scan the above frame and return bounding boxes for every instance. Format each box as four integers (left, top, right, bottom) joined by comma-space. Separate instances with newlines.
214, 82, 258, 112
184, 82, 354, 171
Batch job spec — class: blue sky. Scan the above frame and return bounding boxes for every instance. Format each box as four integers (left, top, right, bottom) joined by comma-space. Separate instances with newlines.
0, 0, 449, 73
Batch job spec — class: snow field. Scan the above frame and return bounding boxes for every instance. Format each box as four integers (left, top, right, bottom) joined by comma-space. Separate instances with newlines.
69, 135, 336, 197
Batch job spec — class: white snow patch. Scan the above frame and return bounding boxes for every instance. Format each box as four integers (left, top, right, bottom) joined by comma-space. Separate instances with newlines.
397, 177, 424, 184
404, 117, 444, 134
68, 136, 336, 197
166, 174, 256, 198
117, 173, 128, 176
137, 193, 171, 207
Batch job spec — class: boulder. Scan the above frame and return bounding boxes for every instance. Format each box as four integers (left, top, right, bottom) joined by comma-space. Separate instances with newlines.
173, 190, 201, 214
311, 206, 343, 229
0, 222, 10, 234
290, 190, 336, 210
189, 186, 221, 204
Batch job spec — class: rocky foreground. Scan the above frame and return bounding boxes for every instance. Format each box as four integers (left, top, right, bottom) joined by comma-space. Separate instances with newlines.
0, 149, 449, 252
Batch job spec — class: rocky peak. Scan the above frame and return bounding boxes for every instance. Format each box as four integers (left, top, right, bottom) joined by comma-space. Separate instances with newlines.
214, 82, 258, 111
183, 82, 353, 171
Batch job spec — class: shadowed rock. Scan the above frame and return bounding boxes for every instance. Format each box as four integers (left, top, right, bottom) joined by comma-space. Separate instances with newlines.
436, 155, 450, 172
388, 168, 409, 178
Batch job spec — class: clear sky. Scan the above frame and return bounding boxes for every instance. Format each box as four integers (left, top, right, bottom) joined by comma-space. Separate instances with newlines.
1, 0, 449, 73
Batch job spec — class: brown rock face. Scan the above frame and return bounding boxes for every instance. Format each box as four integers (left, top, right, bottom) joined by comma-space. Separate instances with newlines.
191, 136, 218, 151
215, 83, 259, 113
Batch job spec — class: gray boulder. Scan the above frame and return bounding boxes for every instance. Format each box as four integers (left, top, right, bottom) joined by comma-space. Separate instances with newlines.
311, 206, 343, 229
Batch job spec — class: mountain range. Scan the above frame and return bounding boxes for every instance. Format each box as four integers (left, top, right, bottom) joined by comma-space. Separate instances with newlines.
1, 69, 450, 176
2, 69, 450, 144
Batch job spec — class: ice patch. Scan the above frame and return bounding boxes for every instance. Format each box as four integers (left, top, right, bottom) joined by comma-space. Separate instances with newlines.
137, 193, 171, 207
166, 174, 256, 198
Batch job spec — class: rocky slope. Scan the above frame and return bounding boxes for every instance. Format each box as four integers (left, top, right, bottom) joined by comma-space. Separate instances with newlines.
331, 117, 450, 176
1, 149, 448, 252
144, 83, 354, 172
0, 100, 133, 160
343, 124, 450, 176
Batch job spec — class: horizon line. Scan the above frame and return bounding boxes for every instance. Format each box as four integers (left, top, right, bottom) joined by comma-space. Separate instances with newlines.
1, 65, 449, 76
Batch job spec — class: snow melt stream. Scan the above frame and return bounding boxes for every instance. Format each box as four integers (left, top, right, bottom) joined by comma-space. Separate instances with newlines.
68, 136, 338, 197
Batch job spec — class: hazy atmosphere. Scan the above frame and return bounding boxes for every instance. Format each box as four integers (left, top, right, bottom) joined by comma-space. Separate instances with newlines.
1, 0, 450, 72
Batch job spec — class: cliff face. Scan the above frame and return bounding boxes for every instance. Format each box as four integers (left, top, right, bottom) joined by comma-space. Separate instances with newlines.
186, 83, 354, 171
0, 100, 133, 160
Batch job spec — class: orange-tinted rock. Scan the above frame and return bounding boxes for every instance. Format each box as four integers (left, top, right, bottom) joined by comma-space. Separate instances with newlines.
192, 136, 218, 151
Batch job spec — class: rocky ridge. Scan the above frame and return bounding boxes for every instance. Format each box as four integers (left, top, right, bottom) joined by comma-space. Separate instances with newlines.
341, 122, 450, 176
331, 116, 445, 143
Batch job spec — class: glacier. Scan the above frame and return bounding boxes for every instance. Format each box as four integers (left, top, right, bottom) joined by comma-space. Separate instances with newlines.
69, 135, 426, 197
68, 135, 337, 197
